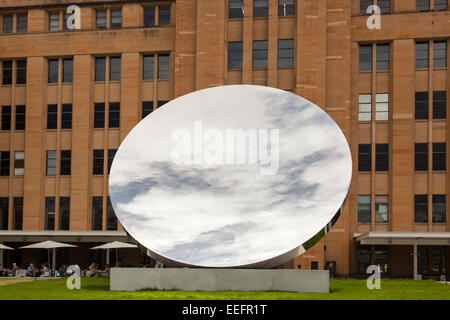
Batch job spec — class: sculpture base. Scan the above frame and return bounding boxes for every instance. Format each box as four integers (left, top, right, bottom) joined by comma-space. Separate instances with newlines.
110, 268, 329, 293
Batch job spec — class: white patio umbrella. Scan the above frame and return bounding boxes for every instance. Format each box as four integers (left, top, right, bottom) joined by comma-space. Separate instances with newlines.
20, 241, 77, 276
0, 244, 14, 268
90, 241, 137, 267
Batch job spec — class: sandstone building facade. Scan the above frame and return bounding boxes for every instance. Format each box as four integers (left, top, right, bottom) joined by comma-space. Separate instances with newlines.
0, 0, 449, 278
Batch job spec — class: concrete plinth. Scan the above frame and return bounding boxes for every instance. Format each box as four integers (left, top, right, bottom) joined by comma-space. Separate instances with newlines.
110, 268, 329, 293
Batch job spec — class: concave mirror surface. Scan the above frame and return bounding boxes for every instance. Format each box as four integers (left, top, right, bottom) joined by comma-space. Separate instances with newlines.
109, 85, 352, 268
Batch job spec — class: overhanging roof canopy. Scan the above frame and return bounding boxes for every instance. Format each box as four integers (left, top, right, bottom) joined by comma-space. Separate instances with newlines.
0, 231, 129, 243
354, 232, 450, 246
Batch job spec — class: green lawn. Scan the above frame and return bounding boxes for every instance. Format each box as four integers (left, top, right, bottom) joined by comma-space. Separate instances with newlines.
0, 277, 448, 300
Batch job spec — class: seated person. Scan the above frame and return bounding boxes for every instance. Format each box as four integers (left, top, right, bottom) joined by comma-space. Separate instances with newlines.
39, 265, 50, 277
25, 263, 36, 277
86, 263, 98, 277
9, 263, 19, 277
57, 265, 66, 277
103, 264, 110, 277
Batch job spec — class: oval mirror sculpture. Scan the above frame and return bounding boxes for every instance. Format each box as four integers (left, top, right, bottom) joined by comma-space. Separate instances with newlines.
109, 85, 352, 268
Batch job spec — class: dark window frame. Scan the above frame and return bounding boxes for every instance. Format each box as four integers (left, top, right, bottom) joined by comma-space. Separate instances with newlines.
375, 144, 389, 172
47, 104, 58, 130
432, 195, 446, 223
415, 143, 428, 171
359, 44, 372, 71
228, 42, 243, 69
432, 142, 446, 171
15, 105, 25, 130
415, 194, 428, 223
60, 150, 71, 175
278, 39, 294, 68
358, 144, 372, 172
108, 102, 120, 128
93, 149, 104, 175
253, 40, 268, 68
415, 92, 429, 120
16, 60, 27, 84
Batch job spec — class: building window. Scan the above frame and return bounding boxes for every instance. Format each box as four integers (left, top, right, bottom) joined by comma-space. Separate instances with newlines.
49, 13, 60, 31
416, 0, 430, 11
158, 54, 170, 79
278, 39, 294, 67
63, 12, 71, 31
0, 198, 8, 230
229, 0, 244, 18
144, 7, 155, 27
108, 149, 117, 174
433, 41, 447, 68
157, 101, 168, 109
228, 42, 243, 69
378, 0, 391, 13
415, 92, 429, 120
14, 152, 24, 176
432, 143, 446, 171
15, 60, 26, 85
415, 195, 428, 223
96, 10, 107, 29
93, 149, 104, 175
63, 58, 73, 83
358, 144, 371, 171
94, 103, 105, 128
110, 57, 121, 81
15, 105, 25, 130
48, 59, 58, 83
375, 195, 389, 223
376, 44, 390, 70
375, 144, 389, 171
59, 197, 70, 230
60, 150, 71, 175
431, 246, 446, 274
142, 101, 154, 119
374, 246, 388, 273
110, 9, 122, 29
159, 6, 171, 26
62, 104, 72, 129
143, 55, 154, 79
418, 245, 428, 275
357, 246, 371, 273
432, 195, 446, 223
95, 57, 106, 82
107, 196, 117, 230
254, 0, 269, 17
358, 195, 371, 223
279, 0, 294, 16
109, 103, 120, 128
46, 150, 57, 176
17, 14, 28, 33
3, 15, 13, 34
416, 42, 429, 68
13, 197, 23, 230
45, 197, 55, 230
434, 0, 448, 10
360, 1, 373, 14
253, 40, 268, 68
415, 143, 428, 171
375, 93, 389, 121
433, 91, 446, 120
1, 106, 11, 130
359, 45, 372, 71
92, 197, 103, 231
358, 94, 371, 121
47, 104, 57, 129
0, 151, 9, 176
2, 61, 12, 85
